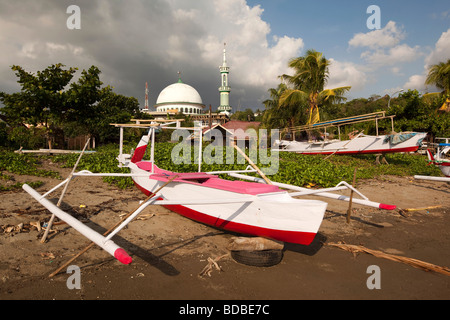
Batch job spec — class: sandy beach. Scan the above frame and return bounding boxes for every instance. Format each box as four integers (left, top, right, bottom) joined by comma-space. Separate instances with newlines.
1, 158, 449, 303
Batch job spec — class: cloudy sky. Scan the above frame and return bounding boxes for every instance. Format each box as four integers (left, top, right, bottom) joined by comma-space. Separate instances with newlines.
0, 0, 449, 112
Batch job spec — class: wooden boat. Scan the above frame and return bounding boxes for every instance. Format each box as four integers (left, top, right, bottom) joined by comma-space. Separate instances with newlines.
273, 112, 427, 155
274, 132, 427, 155
22, 122, 397, 265
126, 132, 328, 246
426, 138, 450, 177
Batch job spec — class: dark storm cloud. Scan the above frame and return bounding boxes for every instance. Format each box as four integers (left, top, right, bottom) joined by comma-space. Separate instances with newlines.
0, 0, 304, 111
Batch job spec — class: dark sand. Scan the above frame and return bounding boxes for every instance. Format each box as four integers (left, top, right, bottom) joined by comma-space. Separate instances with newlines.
1, 159, 449, 305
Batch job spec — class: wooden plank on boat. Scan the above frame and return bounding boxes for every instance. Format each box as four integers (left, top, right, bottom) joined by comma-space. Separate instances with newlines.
15, 149, 96, 154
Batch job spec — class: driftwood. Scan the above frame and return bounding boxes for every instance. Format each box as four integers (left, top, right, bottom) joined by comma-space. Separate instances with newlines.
327, 242, 450, 276
403, 205, 442, 212
398, 205, 443, 217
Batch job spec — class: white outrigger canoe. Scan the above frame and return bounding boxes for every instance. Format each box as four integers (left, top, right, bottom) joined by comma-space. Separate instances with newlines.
22, 122, 397, 265
274, 132, 427, 155
273, 112, 427, 155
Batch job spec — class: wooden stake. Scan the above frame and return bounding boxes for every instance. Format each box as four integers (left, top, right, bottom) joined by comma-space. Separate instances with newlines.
48, 175, 178, 277
41, 138, 90, 243
232, 142, 272, 185
346, 168, 357, 224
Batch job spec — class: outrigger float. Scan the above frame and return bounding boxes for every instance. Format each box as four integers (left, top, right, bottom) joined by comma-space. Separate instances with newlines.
22, 122, 397, 265
273, 112, 427, 156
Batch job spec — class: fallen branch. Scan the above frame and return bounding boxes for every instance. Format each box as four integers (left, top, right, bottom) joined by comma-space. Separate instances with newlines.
403, 205, 442, 212
326, 242, 450, 276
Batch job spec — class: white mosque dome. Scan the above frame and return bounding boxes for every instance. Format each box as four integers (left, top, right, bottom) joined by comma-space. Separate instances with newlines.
155, 79, 204, 115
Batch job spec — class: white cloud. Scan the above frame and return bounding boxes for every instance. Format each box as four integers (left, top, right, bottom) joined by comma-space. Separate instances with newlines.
349, 21, 405, 49
404, 74, 427, 91
326, 59, 367, 92
403, 28, 450, 92
194, 0, 304, 88
348, 20, 423, 80
361, 44, 422, 66
424, 28, 450, 67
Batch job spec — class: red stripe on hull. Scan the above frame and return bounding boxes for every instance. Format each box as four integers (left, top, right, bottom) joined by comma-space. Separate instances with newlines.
295, 146, 419, 155
133, 181, 317, 245
163, 203, 317, 246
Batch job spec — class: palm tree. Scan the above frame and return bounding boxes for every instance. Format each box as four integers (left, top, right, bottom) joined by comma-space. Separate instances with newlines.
424, 59, 450, 112
262, 83, 292, 129
278, 50, 351, 125
425, 59, 450, 95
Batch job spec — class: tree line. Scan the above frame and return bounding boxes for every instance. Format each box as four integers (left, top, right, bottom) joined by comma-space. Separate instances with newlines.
0, 63, 143, 150
261, 50, 449, 139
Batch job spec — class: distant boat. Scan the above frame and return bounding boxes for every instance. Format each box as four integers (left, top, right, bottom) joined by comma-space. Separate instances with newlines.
273, 112, 426, 155
274, 132, 427, 155
426, 138, 450, 177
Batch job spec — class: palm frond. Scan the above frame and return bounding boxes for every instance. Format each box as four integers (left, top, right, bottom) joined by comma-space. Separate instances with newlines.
279, 89, 308, 107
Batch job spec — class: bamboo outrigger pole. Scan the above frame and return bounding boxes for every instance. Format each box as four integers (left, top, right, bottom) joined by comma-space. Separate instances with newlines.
41, 138, 91, 243
48, 175, 178, 277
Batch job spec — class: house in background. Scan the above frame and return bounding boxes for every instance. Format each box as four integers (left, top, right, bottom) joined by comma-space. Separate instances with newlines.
202, 120, 261, 148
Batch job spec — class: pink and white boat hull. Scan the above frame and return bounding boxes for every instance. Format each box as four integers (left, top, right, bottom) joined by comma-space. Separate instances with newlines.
129, 161, 328, 246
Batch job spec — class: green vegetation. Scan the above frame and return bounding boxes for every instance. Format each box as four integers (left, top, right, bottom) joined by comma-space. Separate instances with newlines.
0, 148, 59, 191
0, 150, 59, 178
0, 142, 440, 193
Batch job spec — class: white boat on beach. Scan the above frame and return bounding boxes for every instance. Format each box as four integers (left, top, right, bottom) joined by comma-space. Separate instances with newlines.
273, 112, 427, 155
274, 132, 427, 155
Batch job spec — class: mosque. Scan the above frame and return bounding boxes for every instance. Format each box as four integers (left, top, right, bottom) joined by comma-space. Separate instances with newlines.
142, 45, 232, 121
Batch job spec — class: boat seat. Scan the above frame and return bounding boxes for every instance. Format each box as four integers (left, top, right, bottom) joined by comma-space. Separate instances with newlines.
137, 161, 280, 195
150, 172, 219, 182
201, 177, 280, 195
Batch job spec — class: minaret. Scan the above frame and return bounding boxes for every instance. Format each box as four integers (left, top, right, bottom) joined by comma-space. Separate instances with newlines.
218, 43, 232, 114
144, 82, 149, 111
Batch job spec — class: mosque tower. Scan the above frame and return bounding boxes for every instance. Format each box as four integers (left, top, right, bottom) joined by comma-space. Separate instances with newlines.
217, 43, 232, 115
